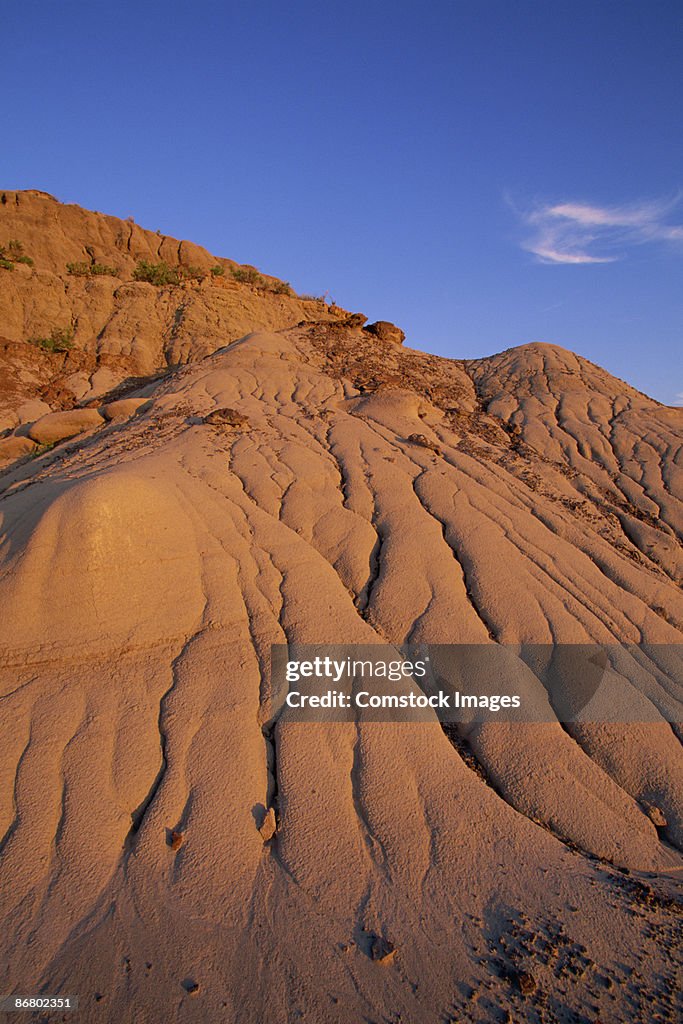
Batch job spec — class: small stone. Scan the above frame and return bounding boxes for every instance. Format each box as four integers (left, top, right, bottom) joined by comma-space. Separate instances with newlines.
515, 971, 537, 996
407, 433, 441, 455
169, 830, 184, 851
182, 980, 200, 995
368, 933, 395, 963
642, 803, 667, 828
258, 807, 277, 842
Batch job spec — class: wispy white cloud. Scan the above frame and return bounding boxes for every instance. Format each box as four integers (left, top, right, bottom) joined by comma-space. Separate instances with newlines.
674, 391, 683, 407
512, 194, 683, 264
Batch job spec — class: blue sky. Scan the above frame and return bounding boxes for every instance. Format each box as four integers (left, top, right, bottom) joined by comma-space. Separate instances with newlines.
4, 1, 682, 402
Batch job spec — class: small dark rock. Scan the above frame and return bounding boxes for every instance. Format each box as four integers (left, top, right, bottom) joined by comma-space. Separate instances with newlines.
368, 933, 395, 962
407, 433, 441, 455
642, 802, 667, 828
169, 830, 184, 851
182, 980, 200, 995
514, 971, 537, 996
203, 407, 249, 430
363, 320, 406, 345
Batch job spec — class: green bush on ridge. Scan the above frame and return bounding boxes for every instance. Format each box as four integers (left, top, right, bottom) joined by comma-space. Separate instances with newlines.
133, 259, 182, 286
0, 239, 34, 269
230, 265, 293, 296
133, 260, 208, 285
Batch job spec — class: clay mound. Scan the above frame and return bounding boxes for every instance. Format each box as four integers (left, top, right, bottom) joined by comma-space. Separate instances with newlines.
0, 324, 681, 1023
468, 342, 683, 581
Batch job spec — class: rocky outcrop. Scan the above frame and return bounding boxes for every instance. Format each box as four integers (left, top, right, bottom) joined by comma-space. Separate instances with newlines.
0, 191, 348, 432
363, 319, 406, 344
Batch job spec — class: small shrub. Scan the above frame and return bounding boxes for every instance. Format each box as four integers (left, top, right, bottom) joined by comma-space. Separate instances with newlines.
299, 293, 325, 302
31, 325, 75, 353
67, 261, 119, 278
0, 239, 34, 269
133, 259, 180, 286
66, 261, 91, 276
269, 280, 293, 296
29, 440, 58, 459
210, 264, 225, 277
231, 266, 263, 286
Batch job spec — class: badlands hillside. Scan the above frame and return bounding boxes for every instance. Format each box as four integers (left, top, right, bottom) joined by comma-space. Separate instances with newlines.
0, 192, 681, 1023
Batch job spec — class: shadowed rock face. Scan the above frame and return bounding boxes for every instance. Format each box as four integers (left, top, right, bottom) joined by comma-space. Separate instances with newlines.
0, 200, 681, 1024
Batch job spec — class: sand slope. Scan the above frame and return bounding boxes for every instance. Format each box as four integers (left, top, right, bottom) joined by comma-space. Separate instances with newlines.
0, 315, 681, 1022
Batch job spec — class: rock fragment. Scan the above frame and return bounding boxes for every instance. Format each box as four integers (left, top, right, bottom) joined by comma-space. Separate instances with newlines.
407, 432, 441, 454
202, 407, 249, 430
258, 807, 277, 842
642, 803, 667, 828
368, 933, 395, 963
169, 830, 184, 851
514, 971, 537, 996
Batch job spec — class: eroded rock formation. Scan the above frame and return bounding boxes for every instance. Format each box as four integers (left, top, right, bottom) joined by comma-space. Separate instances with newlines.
0, 196, 681, 1024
